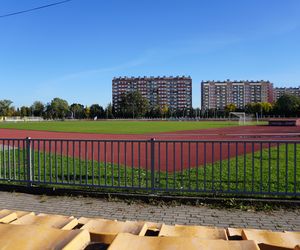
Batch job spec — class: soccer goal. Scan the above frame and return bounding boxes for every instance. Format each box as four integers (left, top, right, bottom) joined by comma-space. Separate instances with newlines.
229, 112, 246, 125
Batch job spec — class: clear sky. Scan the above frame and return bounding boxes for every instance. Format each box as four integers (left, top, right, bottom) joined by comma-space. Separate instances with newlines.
1, 0, 300, 108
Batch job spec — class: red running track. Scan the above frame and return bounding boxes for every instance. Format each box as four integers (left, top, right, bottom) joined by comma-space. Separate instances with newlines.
0, 126, 300, 171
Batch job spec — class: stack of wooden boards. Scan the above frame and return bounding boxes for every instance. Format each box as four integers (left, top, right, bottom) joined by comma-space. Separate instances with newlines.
0, 209, 299, 249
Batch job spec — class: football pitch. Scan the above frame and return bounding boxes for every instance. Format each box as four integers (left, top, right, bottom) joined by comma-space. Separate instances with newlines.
0, 120, 258, 134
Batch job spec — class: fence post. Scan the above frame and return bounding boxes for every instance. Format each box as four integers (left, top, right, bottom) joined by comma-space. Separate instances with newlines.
26, 137, 32, 187
150, 138, 155, 193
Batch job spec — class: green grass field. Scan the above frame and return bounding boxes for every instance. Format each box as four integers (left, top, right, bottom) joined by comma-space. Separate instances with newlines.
0, 120, 263, 134
1, 144, 299, 197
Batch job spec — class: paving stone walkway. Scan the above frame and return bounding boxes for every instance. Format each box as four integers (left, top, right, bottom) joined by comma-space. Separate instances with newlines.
0, 191, 299, 231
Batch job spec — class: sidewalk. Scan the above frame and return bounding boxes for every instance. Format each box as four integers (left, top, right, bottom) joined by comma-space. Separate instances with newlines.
0, 191, 299, 231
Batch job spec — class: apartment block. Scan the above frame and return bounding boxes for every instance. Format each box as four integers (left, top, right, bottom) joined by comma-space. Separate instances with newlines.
201, 80, 274, 110
273, 87, 300, 101
112, 76, 192, 112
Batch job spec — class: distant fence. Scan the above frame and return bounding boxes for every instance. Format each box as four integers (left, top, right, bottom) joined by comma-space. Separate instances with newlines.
0, 138, 299, 198
0, 116, 44, 122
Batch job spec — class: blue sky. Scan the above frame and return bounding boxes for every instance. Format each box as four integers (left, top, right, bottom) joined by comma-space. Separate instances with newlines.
0, 0, 300, 108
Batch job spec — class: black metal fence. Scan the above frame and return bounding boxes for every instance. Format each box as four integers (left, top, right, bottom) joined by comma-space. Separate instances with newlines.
0, 137, 299, 197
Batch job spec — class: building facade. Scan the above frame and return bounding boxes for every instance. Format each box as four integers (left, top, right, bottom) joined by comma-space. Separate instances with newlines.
273, 87, 300, 101
112, 76, 192, 113
201, 80, 273, 110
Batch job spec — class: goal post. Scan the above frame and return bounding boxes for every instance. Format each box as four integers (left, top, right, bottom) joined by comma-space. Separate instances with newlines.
229, 112, 246, 125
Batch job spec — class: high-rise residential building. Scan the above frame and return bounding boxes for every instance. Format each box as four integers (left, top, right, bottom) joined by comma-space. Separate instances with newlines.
273, 87, 300, 101
201, 80, 274, 110
112, 76, 192, 112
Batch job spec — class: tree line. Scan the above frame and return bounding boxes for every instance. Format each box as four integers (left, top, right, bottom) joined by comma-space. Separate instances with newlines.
0, 92, 300, 119
0, 98, 114, 119
219, 93, 300, 118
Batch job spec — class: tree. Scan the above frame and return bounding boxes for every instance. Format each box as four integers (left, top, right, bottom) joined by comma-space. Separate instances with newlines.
105, 103, 114, 119
274, 94, 300, 117
19, 106, 32, 117
224, 103, 237, 117
69, 103, 85, 119
89, 104, 105, 119
162, 105, 169, 118
118, 91, 149, 118
0, 99, 13, 116
83, 106, 90, 119
31, 101, 45, 117
49, 98, 69, 119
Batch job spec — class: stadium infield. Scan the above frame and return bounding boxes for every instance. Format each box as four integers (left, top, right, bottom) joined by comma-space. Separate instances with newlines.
0, 120, 262, 134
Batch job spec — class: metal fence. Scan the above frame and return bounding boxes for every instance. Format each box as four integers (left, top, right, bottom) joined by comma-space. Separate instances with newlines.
0, 137, 299, 197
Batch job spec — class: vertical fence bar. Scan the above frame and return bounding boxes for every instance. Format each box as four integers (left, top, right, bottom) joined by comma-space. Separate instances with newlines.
85, 141, 88, 185
268, 142, 271, 193
166, 142, 168, 191
73, 141, 76, 184
98, 141, 100, 186
12, 140, 17, 180
92, 141, 94, 186
158, 142, 161, 188
277, 142, 280, 194
38, 140, 40, 183
18, 140, 21, 181
204, 142, 207, 191
220, 142, 222, 191
0, 140, 2, 179
31, 140, 35, 183
235, 142, 238, 192
43, 140, 46, 183
251, 142, 254, 193
173, 142, 176, 190
124, 141, 127, 187
150, 138, 155, 192
55, 140, 58, 183
212, 142, 215, 191
146, 141, 148, 189
118, 142, 120, 187
61, 141, 63, 183
131, 142, 134, 187
286, 143, 288, 194
138, 142, 141, 188
0, 140, 6, 179
111, 141, 114, 187
26, 137, 32, 187
49, 140, 53, 183
180, 142, 183, 189
23, 140, 26, 181
294, 143, 297, 195
243, 142, 246, 192
188, 142, 191, 191
79, 141, 82, 184
227, 142, 230, 192
104, 141, 107, 186
196, 142, 199, 191
8, 140, 11, 180
260, 142, 263, 194
67, 141, 69, 183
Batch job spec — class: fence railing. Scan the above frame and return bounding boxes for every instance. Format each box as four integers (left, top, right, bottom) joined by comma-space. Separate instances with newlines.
0, 137, 299, 197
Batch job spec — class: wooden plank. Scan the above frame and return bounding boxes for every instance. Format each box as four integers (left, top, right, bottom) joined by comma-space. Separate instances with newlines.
78, 216, 114, 225
0, 209, 17, 223
0, 209, 34, 219
108, 233, 260, 250
11, 213, 78, 230
0, 223, 90, 250
158, 224, 228, 240
242, 229, 300, 250
81, 219, 147, 243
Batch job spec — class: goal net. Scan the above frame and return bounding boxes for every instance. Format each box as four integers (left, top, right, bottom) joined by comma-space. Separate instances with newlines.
229, 112, 253, 125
